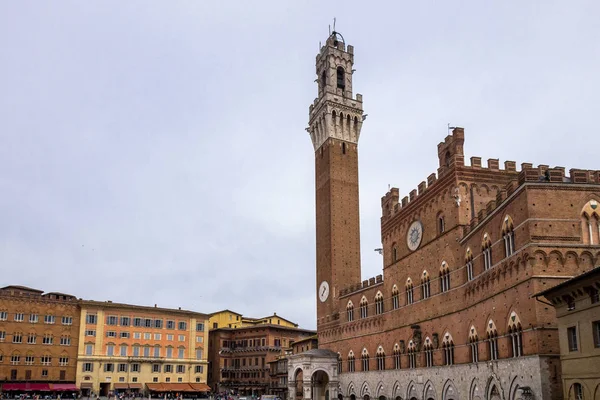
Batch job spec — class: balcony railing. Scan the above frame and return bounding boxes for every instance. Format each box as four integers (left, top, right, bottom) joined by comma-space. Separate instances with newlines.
219, 346, 282, 354
221, 366, 268, 372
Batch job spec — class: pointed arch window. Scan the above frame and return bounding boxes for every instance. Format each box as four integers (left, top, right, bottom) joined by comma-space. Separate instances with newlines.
336, 67, 345, 89
346, 301, 354, 322
482, 234, 493, 271
361, 348, 369, 371
392, 244, 398, 263
486, 320, 499, 361
468, 326, 479, 363
442, 333, 454, 365
375, 346, 385, 370
421, 271, 431, 299
407, 341, 416, 369
508, 312, 523, 357
337, 353, 342, 373
406, 279, 414, 305
465, 248, 474, 281
374, 292, 384, 315
391, 285, 399, 310
359, 297, 368, 319
440, 262, 451, 292
320, 71, 326, 92
423, 337, 434, 367
581, 200, 600, 245
347, 350, 355, 372
502, 216, 516, 258
393, 344, 401, 369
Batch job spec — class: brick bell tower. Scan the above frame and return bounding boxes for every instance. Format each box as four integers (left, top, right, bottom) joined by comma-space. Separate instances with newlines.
308, 31, 364, 328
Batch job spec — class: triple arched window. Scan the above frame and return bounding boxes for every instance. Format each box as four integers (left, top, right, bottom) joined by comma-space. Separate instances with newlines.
508, 311, 523, 357
442, 333, 454, 365
581, 200, 600, 245
359, 297, 368, 319
391, 285, 400, 310
465, 248, 474, 281
406, 279, 414, 305
375, 346, 385, 370
439, 262, 451, 292
421, 271, 431, 299
502, 216, 516, 258
347, 350, 355, 372
374, 292, 384, 315
407, 340, 417, 369
393, 343, 401, 369
423, 337, 434, 367
361, 348, 369, 371
468, 326, 479, 363
346, 301, 354, 322
482, 233, 493, 271
487, 319, 499, 361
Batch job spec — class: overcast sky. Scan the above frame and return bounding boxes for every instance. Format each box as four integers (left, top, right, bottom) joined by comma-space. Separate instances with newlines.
1, 1, 599, 330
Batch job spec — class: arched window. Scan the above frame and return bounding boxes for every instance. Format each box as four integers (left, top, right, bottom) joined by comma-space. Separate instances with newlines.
482, 233, 493, 271
442, 333, 454, 366
421, 270, 431, 299
468, 326, 479, 363
465, 248, 474, 281
346, 301, 354, 322
423, 337, 434, 367
406, 278, 414, 305
374, 292, 384, 315
486, 320, 499, 361
336, 67, 345, 89
508, 312, 523, 357
445, 151, 451, 167
581, 200, 600, 245
321, 71, 326, 91
572, 383, 584, 400
361, 348, 369, 371
359, 297, 368, 319
392, 243, 398, 262
502, 216, 515, 258
437, 212, 446, 234
407, 341, 416, 369
440, 261, 451, 292
392, 343, 401, 369
391, 285, 399, 310
337, 353, 342, 373
375, 346, 385, 371
347, 350, 355, 372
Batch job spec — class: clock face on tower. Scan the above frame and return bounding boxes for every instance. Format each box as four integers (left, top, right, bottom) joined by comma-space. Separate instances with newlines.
406, 220, 423, 251
319, 281, 330, 302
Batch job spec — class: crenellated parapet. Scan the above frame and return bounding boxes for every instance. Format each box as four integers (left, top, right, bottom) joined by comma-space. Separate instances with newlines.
338, 274, 383, 298
462, 164, 600, 236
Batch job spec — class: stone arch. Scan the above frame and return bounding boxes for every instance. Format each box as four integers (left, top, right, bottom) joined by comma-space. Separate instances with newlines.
406, 381, 419, 400
392, 382, 402, 400
507, 311, 522, 330
423, 380, 437, 400
442, 380, 458, 400
347, 382, 356, 396
482, 233, 492, 249
501, 215, 514, 234
485, 376, 504, 400
375, 381, 386, 399
567, 381, 590, 400
361, 382, 372, 398
469, 378, 482, 400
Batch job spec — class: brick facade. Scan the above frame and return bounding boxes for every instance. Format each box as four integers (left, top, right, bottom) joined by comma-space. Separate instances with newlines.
296, 31, 600, 400
0, 286, 80, 386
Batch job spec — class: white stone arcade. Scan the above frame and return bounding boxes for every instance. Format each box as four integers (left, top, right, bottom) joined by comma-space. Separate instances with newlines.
288, 349, 341, 400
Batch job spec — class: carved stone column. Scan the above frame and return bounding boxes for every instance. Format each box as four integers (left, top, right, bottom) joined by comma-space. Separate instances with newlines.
303, 380, 312, 400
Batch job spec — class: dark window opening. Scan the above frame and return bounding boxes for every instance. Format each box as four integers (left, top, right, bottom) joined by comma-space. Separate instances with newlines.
336, 67, 345, 89
321, 71, 326, 91
342, 142, 346, 154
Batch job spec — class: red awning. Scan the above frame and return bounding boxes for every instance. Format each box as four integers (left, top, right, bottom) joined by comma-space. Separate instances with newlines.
2, 383, 51, 391
50, 384, 79, 391
128, 384, 142, 390
188, 383, 211, 392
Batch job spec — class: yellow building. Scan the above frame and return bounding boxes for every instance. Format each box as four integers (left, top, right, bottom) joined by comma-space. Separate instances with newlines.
535, 266, 600, 400
76, 300, 210, 396
209, 310, 298, 330
208, 310, 244, 330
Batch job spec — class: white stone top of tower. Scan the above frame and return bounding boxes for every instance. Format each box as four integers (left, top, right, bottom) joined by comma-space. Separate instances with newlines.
307, 32, 365, 151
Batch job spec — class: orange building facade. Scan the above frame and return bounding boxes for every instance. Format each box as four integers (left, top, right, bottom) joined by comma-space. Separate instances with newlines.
76, 300, 209, 396
0, 286, 80, 394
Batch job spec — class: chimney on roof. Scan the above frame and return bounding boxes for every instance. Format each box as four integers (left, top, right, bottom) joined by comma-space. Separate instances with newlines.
178, 307, 181, 310
154, 304, 157, 308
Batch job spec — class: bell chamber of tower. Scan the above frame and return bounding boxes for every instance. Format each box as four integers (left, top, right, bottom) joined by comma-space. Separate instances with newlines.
308, 32, 365, 151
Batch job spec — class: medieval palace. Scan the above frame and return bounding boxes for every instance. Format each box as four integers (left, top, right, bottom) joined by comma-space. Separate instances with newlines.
287, 31, 600, 400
